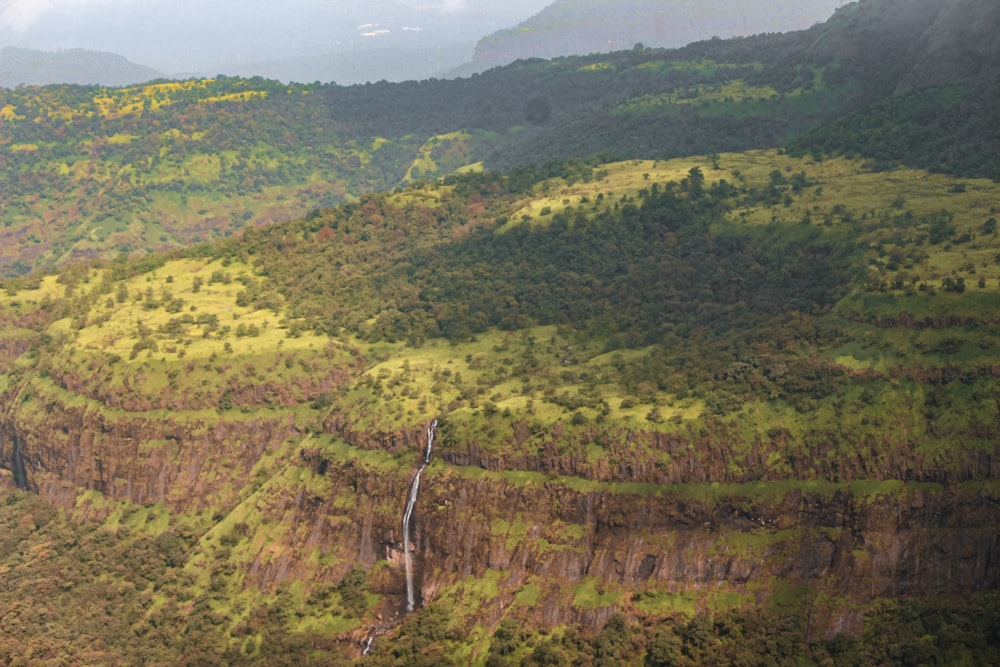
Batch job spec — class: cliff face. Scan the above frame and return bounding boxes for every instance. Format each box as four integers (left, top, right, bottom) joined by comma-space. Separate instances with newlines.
2, 386, 998, 640
418, 476, 999, 630
188, 433, 1000, 642
0, 387, 296, 512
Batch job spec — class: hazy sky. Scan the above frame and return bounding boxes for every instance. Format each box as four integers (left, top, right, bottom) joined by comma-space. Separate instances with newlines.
0, 0, 532, 30
0, 0, 553, 73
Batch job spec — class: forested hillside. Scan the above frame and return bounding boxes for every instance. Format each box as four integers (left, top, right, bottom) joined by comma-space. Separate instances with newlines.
1, 0, 1000, 664
2, 0, 997, 278
3, 148, 1000, 663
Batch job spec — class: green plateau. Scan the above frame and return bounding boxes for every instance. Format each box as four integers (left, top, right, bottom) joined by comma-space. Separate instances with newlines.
1, 0, 1000, 664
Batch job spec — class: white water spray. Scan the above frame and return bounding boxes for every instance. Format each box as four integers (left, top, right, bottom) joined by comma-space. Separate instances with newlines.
402, 419, 437, 612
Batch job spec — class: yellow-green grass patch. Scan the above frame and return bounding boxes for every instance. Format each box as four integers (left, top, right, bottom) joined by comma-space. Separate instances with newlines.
572, 577, 622, 609
501, 157, 714, 231
634, 589, 699, 616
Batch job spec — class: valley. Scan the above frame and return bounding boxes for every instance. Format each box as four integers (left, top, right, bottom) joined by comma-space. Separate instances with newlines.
1, 0, 1000, 663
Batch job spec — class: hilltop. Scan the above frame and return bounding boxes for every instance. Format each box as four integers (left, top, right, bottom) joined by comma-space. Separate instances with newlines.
0, 46, 161, 88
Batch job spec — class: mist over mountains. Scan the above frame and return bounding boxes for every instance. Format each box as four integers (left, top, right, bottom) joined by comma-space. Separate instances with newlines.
0, 0, 849, 86
0, 0, 551, 84
0, 46, 161, 87
467, 0, 848, 72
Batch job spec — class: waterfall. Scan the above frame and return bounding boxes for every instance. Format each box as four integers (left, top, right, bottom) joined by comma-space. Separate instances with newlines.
402, 418, 437, 613
363, 419, 438, 657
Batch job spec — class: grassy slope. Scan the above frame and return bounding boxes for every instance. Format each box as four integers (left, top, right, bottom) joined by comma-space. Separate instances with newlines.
6, 148, 1000, 491
2, 151, 1000, 662
0, 79, 419, 276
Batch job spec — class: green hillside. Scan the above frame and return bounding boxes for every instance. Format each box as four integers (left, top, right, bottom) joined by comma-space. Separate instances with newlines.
3, 0, 997, 279
3, 151, 1000, 663
1, 0, 1000, 664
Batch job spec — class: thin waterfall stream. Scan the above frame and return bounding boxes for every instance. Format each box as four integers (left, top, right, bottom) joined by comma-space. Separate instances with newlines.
362, 419, 438, 657
402, 418, 437, 612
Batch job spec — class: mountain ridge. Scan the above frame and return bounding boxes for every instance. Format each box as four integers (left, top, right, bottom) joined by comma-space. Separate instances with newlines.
466, 0, 846, 72
0, 46, 161, 88
0, 0, 552, 84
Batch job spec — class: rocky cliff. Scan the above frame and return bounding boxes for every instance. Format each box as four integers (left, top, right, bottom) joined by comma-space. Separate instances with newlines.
3, 369, 999, 646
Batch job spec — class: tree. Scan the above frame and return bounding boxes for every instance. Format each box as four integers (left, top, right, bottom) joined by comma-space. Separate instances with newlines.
686, 167, 705, 199
646, 628, 683, 666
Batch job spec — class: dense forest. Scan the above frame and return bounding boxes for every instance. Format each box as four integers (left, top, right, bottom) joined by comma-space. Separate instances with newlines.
236, 164, 851, 356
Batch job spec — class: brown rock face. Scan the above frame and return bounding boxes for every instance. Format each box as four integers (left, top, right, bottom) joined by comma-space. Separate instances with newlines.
0, 400, 297, 512
2, 390, 999, 637
234, 445, 1000, 638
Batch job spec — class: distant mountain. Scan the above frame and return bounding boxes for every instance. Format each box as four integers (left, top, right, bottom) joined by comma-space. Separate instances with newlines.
466, 0, 846, 72
220, 43, 476, 86
0, 0, 551, 84
0, 47, 160, 88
